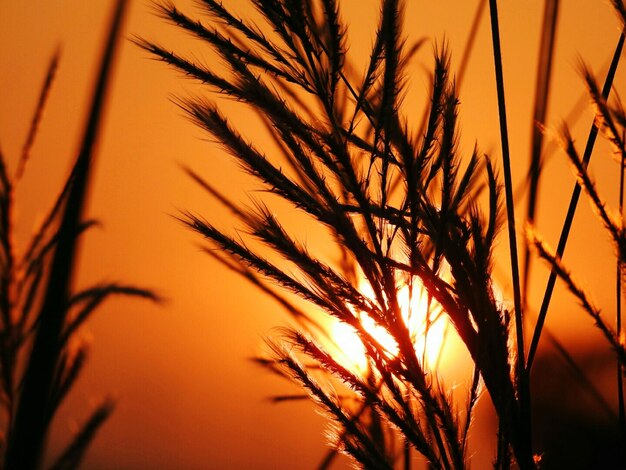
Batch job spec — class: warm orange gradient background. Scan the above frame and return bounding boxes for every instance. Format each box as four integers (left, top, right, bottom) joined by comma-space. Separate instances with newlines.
1, 1, 625, 468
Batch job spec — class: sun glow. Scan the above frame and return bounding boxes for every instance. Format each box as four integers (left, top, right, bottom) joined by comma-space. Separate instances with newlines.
331, 280, 448, 374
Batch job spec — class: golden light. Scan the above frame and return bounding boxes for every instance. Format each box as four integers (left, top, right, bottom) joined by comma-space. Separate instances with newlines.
330, 279, 449, 374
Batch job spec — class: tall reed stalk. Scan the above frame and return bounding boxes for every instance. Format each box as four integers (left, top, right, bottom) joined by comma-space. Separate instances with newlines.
143, 0, 626, 467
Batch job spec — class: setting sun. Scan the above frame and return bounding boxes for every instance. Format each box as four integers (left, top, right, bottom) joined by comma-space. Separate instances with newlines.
330, 280, 448, 374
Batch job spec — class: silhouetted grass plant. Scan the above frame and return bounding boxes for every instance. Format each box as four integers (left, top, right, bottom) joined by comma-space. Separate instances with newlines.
0, 1, 157, 469
142, 0, 626, 468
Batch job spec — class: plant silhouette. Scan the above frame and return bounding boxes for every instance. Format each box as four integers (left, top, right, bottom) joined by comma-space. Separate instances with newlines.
142, 0, 626, 468
0, 1, 157, 468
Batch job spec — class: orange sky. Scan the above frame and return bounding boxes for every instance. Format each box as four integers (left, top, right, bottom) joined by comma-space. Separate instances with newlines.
1, 1, 625, 468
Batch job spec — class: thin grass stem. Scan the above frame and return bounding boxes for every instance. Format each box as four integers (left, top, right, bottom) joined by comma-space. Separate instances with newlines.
618, 130, 625, 436
16, 48, 61, 181
404, 439, 411, 470
487, 1, 532, 466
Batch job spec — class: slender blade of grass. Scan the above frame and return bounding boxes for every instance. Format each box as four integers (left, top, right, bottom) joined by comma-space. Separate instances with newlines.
487, 1, 532, 466
617, 119, 625, 435
526, 29, 626, 371
4, 1, 128, 468
0, 148, 15, 417
16, 48, 61, 181
48, 399, 115, 470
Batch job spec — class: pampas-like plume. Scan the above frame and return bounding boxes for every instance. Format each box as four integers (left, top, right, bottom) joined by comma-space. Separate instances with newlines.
142, 0, 528, 467
145, 0, 626, 468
